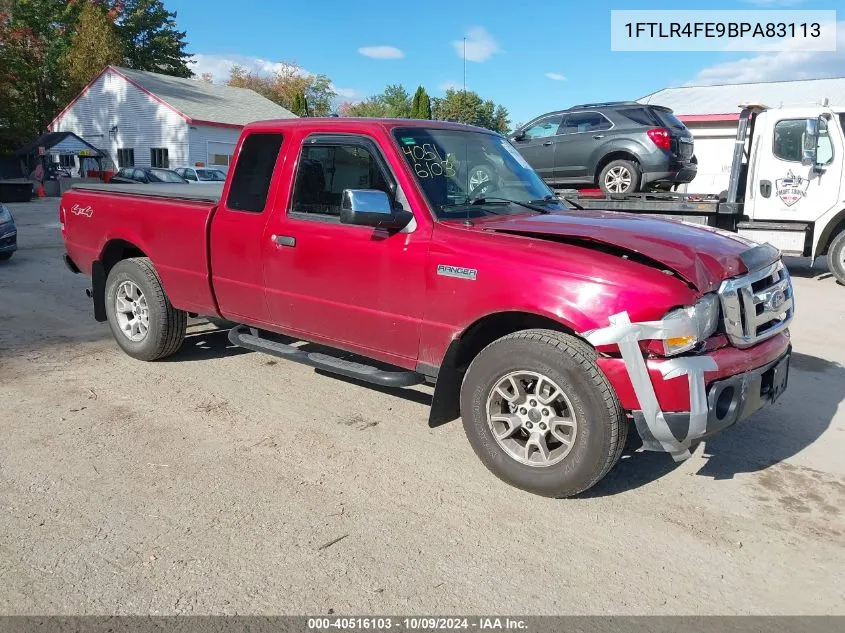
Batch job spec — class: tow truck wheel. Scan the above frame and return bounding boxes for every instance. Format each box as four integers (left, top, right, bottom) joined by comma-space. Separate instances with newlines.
829, 230, 845, 285
104, 257, 186, 361
460, 329, 626, 498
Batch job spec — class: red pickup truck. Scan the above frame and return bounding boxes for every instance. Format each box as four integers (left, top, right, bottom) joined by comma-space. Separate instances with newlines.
61, 118, 793, 497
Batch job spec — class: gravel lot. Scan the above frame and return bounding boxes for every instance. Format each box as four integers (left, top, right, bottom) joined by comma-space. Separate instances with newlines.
1, 198, 843, 615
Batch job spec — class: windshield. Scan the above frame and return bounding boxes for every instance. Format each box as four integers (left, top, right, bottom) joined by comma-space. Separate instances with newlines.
197, 169, 226, 181
149, 169, 185, 183
392, 127, 558, 218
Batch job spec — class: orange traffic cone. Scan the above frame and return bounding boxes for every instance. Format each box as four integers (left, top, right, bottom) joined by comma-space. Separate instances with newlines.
36, 183, 46, 198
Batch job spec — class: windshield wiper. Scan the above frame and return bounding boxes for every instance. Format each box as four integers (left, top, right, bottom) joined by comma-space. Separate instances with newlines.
469, 196, 552, 214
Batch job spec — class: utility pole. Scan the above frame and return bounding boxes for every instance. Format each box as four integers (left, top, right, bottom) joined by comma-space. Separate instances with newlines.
463, 37, 467, 93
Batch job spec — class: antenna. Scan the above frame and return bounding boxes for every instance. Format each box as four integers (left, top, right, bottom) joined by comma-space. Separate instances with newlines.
463, 37, 467, 93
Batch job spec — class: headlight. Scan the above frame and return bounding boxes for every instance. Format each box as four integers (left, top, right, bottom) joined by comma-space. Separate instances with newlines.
0, 204, 12, 225
661, 293, 720, 356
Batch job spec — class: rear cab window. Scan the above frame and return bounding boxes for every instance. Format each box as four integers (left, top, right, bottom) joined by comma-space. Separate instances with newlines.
226, 133, 284, 212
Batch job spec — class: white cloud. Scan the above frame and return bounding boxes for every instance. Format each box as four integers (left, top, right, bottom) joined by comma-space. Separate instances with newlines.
545, 72, 566, 81
189, 52, 358, 107
357, 46, 404, 59
189, 53, 303, 81
452, 26, 499, 63
689, 21, 845, 85
438, 80, 464, 92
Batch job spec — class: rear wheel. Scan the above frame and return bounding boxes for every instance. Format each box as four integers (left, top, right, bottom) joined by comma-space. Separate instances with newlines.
828, 230, 845, 285
105, 257, 186, 360
460, 329, 626, 498
599, 159, 641, 194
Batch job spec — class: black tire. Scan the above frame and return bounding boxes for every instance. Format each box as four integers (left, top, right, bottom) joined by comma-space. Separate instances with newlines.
105, 257, 186, 361
460, 329, 626, 498
467, 162, 501, 198
0, 252, 12, 261
598, 159, 641, 194
828, 229, 845, 285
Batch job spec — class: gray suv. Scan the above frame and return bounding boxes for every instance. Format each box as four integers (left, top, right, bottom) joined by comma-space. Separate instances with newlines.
510, 101, 697, 194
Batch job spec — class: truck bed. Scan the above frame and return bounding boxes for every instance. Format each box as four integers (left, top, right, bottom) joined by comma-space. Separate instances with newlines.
71, 182, 223, 203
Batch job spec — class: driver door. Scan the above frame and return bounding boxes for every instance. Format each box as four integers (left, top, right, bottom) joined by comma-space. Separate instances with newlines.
749, 113, 842, 223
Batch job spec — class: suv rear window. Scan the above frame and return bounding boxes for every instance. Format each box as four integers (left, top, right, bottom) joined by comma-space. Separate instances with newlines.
653, 109, 686, 129
226, 133, 283, 212
618, 107, 660, 126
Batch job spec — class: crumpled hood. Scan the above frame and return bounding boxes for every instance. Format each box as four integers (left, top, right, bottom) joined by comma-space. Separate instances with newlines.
473, 209, 773, 291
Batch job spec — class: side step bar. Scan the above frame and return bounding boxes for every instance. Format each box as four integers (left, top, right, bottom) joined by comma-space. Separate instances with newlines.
228, 325, 424, 388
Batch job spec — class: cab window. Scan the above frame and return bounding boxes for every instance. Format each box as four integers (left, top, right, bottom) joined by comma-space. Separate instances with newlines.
226, 133, 283, 213
290, 141, 393, 219
773, 119, 808, 162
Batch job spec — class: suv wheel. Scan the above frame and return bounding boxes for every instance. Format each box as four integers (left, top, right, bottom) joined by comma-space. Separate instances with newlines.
599, 159, 641, 194
460, 329, 626, 498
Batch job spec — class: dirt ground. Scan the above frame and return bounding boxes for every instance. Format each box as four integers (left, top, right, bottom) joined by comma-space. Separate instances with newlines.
1, 198, 843, 615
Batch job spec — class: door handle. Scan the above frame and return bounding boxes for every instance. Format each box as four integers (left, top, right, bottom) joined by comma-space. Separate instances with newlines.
271, 234, 296, 247
592, 135, 604, 139
543, 141, 553, 146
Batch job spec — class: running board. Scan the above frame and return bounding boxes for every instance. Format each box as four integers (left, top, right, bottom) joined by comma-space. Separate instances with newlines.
228, 326, 424, 388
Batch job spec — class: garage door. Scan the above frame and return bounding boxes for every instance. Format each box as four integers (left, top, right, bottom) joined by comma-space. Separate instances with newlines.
208, 141, 236, 169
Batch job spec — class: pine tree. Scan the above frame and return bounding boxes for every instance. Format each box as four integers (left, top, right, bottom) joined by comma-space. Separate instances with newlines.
118, 0, 192, 77
290, 91, 308, 116
63, 2, 123, 98
417, 87, 432, 120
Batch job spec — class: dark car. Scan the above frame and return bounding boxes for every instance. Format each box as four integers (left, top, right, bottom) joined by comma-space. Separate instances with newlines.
510, 101, 697, 194
110, 167, 187, 184
0, 203, 18, 261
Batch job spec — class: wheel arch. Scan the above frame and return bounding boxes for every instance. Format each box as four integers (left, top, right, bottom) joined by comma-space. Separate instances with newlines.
814, 208, 845, 257
428, 310, 590, 427
92, 239, 149, 322
593, 150, 640, 185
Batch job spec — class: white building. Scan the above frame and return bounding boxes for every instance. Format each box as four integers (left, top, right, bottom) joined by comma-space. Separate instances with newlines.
640, 77, 845, 193
50, 65, 295, 174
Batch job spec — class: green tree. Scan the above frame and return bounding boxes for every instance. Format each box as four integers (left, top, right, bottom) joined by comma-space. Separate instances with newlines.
63, 2, 123, 99
290, 91, 308, 116
432, 89, 510, 133
226, 62, 334, 117
0, 0, 79, 152
344, 84, 411, 119
410, 85, 431, 120
118, 0, 192, 77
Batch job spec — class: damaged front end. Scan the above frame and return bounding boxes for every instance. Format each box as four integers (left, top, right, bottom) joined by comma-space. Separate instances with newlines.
582, 250, 794, 461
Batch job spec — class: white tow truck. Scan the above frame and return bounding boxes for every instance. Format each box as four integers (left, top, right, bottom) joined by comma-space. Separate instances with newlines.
563, 103, 845, 284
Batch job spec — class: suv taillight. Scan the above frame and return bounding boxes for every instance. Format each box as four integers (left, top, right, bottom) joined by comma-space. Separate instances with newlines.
647, 127, 671, 151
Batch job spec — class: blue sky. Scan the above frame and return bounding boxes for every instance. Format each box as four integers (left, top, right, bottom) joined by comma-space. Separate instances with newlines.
175, 0, 843, 126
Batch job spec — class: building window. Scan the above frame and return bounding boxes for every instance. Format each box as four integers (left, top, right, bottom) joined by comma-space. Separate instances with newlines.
210, 153, 232, 167
59, 154, 75, 168
117, 148, 135, 168
150, 148, 169, 168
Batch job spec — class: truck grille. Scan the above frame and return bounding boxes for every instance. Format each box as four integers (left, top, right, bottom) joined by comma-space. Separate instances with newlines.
718, 260, 793, 348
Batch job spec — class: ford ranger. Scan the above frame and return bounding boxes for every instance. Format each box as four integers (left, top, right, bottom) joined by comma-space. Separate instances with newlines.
60, 118, 793, 497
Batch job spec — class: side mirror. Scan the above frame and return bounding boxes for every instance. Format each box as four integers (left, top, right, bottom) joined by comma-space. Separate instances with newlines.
511, 131, 525, 142
801, 118, 819, 166
339, 189, 412, 231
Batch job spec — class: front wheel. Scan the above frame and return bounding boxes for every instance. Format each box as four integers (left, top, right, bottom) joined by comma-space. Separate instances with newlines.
599, 159, 641, 194
105, 257, 186, 360
828, 230, 845, 285
460, 329, 627, 498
